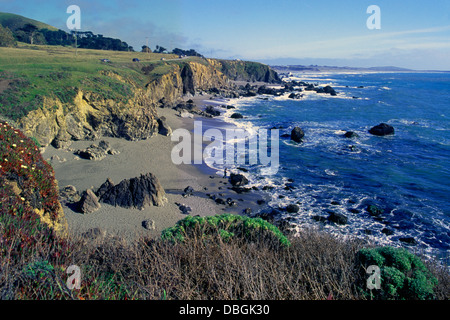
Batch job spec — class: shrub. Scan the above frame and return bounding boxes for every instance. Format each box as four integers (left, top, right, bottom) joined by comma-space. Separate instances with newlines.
357, 246, 438, 299
161, 214, 291, 247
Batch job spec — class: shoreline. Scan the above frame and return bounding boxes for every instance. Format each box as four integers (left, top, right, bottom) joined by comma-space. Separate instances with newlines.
43, 92, 271, 241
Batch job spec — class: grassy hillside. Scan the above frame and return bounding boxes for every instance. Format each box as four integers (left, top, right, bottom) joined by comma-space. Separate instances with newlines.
0, 12, 58, 31
0, 44, 192, 120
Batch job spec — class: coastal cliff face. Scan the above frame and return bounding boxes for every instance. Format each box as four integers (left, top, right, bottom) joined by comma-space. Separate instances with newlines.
17, 60, 232, 148
207, 59, 281, 83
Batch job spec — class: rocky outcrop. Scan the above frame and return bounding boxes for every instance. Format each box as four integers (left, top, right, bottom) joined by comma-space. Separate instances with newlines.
97, 173, 167, 209
208, 59, 281, 83
229, 173, 249, 187
75, 140, 119, 161
157, 116, 172, 136
17, 61, 230, 148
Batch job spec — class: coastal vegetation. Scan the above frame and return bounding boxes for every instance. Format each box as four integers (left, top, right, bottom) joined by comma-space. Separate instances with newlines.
0, 15, 448, 301
1, 111, 449, 300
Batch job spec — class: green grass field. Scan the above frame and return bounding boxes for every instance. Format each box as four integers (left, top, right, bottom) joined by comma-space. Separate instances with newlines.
0, 43, 204, 120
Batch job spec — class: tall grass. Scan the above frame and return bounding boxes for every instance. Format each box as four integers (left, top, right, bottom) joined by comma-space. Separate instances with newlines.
1, 225, 449, 300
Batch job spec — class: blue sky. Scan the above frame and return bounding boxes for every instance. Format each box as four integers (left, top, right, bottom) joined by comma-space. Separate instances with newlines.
2, 0, 450, 70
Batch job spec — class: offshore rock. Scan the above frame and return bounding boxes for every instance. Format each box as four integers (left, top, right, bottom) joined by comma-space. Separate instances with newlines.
291, 127, 304, 143
369, 123, 395, 136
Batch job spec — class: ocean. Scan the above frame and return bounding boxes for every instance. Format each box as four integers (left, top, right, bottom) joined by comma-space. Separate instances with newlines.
203, 71, 450, 263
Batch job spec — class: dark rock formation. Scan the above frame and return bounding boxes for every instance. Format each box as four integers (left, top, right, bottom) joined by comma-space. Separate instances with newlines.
98, 173, 167, 209
291, 127, 304, 143
180, 64, 195, 95
288, 92, 303, 99
327, 212, 348, 225
96, 178, 115, 199
369, 123, 395, 136
343, 131, 359, 138
323, 85, 337, 96
399, 237, 417, 245
78, 189, 101, 214
229, 173, 249, 187
176, 203, 192, 215
183, 186, 194, 197
157, 116, 172, 136
285, 204, 299, 213
75, 140, 119, 161
230, 112, 244, 119
367, 205, 384, 216
205, 106, 221, 117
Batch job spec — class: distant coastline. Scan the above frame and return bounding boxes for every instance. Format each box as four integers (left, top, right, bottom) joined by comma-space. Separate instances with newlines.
271, 64, 450, 74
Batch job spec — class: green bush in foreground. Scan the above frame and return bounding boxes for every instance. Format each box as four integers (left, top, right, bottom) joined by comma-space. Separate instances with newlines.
161, 214, 291, 247
357, 246, 438, 300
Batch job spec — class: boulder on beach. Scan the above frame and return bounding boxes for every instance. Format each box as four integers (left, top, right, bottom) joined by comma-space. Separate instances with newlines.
291, 126, 304, 143
142, 219, 156, 230
75, 140, 119, 161
369, 123, 395, 136
229, 173, 249, 187
183, 186, 194, 197
157, 116, 172, 136
98, 173, 167, 209
205, 106, 221, 117
78, 189, 101, 214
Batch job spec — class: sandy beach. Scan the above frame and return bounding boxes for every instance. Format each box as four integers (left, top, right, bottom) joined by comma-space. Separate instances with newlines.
43, 95, 268, 241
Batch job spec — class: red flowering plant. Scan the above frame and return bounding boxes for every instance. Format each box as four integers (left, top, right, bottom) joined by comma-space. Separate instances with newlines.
0, 121, 67, 263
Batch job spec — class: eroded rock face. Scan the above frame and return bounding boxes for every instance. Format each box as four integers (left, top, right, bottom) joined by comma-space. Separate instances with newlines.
97, 173, 167, 209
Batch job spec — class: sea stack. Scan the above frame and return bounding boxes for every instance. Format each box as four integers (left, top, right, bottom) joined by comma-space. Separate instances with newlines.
369, 123, 395, 136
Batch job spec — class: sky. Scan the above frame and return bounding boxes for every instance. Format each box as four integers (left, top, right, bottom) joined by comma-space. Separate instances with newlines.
1, 0, 450, 70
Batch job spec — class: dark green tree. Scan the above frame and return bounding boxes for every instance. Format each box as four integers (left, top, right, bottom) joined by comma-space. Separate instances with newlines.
141, 45, 151, 53
20, 23, 39, 44
0, 24, 17, 47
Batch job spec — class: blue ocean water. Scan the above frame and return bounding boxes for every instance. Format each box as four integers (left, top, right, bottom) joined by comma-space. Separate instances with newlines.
213, 72, 449, 262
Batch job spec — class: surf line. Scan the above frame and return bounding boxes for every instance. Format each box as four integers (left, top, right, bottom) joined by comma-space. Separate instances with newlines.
171, 120, 280, 175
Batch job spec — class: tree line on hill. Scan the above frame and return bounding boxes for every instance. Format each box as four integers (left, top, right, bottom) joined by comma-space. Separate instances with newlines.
0, 22, 203, 57
0, 23, 132, 51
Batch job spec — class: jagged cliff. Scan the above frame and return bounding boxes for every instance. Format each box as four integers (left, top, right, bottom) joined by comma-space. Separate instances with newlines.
9, 55, 279, 148
207, 59, 281, 83
17, 60, 232, 148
